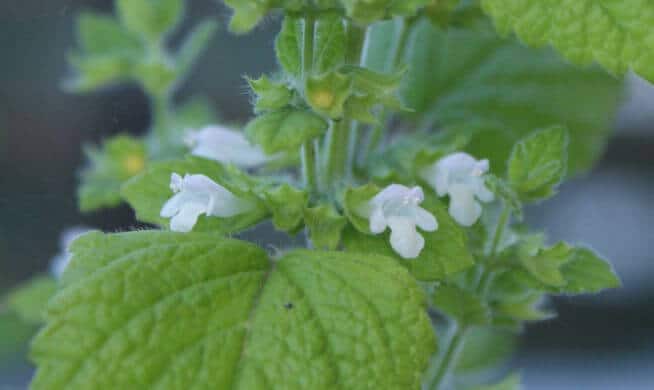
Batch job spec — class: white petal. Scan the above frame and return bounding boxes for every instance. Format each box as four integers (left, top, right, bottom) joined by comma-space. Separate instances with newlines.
170, 173, 183, 192
433, 164, 450, 197
188, 125, 270, 167
475, 180, 495, 203
449, 196, 482, 227
371, 184, 412, 206
160, 193, 186, 218
388, 218, 424, 259
169, 202, 207, 232
207, 193, 255, 218
414, 207, 438, 232
369, 207, 388, 234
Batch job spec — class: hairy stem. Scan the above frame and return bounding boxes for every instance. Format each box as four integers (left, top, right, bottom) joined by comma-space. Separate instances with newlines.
427, 204, 511, 389
323, 20, 367, 193
362, 18, 409, 163
302, 141, 317, 193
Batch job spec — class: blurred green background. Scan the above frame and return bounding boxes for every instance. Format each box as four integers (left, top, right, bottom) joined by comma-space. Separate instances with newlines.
1, 1, 653, 388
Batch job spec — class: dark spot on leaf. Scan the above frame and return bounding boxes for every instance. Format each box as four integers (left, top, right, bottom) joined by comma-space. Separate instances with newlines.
284, 302, 294, 310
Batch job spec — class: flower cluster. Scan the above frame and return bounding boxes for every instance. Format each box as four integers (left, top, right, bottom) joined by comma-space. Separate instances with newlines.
162, 126, 493, 259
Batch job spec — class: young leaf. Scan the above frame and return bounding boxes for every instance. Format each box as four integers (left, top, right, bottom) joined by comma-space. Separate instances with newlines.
433, 285, 490, 326
494, 295, 554, 323
245, 109, 328, 154
485, 175, 523, 221
116, 0, 184, 41
76, 13, 142, 56
304, 205, 348, 250
558, 247, 621, 294
262, 184, 308, 233
223, 0, 271, 34
400, 19, 620, 174
313, 14, 346, 75
248, 76, 293, 112
79, 135, 147, 212
519, 242, 573, 288
481, 0, 654, 83
275, 16, 303, 78
4, 275, 57, 325
31, 231, 435, 389
507, 126, 568, 202
121, 157, 268, 233
343, 196, 474, 281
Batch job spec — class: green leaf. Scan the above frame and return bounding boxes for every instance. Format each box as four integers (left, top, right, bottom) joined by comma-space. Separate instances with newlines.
433, 285, 490, 325
343, 183, 380, 234
275, 16, 303, 78
494, 295, 554, 323
116, 0, 184, 41
121, 157, 268, 233
481, 0, 654, 83
305, 72, 353, 119
559, 247, 621, 294
223, 0, 271, 34
456, 328, 517, 374
519, 242, 572, 288
5, 275, 57, 325
79, 135, 147, 212
343, 196, 474, 281
248, 76, 293, 113
262, 184, 308, 233
31, 231, 435, 389
65, 55, 135, 92
470, 373, 521, 390
76, 13, 142, 56
401, 19, 620, 174
176, 20, 218, 78
245, 109, 328, 154
507, 126, 568, 202
304, 205, 348, 250
313, 13, 346, 75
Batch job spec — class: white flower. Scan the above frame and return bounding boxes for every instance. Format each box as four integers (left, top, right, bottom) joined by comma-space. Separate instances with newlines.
160, 173, 255, 232
357, 184, 438, 259
50, 226, 90, 278
421, 152, 494, 227
185, 125, 270, 167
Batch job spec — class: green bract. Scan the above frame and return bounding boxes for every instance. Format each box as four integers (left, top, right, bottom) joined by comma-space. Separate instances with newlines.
31, 231, 435, 389
245, 109, 328, 154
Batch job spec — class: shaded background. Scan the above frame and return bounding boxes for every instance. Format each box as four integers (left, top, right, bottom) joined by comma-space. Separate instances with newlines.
1, 1, 653, 388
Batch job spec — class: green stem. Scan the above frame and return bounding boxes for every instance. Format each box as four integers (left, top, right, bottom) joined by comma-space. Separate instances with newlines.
361, 18, 409, 163
489, 205, 511, 258
323, 21, 367, 193
427, 324, 468, 390
427, 204, 511, 389
302, 141, 317, 193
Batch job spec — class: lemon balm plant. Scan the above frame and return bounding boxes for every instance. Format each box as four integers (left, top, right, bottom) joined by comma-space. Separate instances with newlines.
7, 0, 646, 388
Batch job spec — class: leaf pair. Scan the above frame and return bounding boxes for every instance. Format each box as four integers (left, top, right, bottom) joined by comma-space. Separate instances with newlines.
30, 231, 435, 390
